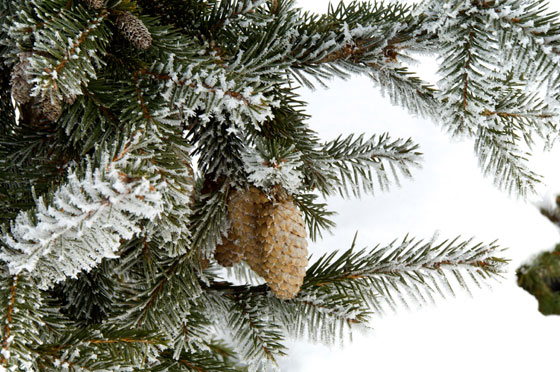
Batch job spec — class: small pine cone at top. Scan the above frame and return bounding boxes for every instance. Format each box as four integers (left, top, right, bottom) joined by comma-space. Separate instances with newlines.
11, 52, 33, 105
214, 235, 243, 267
41, 94, 62, 122
116, 11, 152, 50
258, 196, 308, 300
83, 0, 103, 9
228, 187, 269, 277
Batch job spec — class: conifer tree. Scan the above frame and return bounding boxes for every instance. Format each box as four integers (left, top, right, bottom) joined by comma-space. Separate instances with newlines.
0, 0, 558, 370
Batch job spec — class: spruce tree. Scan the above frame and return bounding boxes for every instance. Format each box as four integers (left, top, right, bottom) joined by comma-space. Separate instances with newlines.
0, 0, 558, 370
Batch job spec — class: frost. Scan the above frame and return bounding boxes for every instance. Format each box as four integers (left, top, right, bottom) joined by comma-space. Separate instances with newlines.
1, 348, 10, 360
242, 145, 303, 194
0, 135, 168, 288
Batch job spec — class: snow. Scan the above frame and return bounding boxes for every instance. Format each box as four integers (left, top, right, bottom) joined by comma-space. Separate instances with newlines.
0, 141, 169, 288
243, 146, 304, 194
279, 2, 560, 367
278, 69, 560, 371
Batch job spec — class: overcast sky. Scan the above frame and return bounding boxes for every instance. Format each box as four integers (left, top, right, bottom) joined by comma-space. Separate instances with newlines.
279, 1, 560, 370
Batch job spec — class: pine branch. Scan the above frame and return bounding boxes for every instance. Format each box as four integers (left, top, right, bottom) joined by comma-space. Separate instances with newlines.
7, 3, 111, 101
0, 119, 70, 223
56, 77, 126, 154
493, 0, 560, 86
0, 270, 52, 371
318, 133, 422, 197
34, 326, 164, 371
292, 193, 336, 241
203, 278, 368, 348
153, 348, 247, 372
189, 188, 229, 259
417, 1, 560, 195
134, 25, 275, 129
0, 133, 166, 288
303, 234, 507, 313
56, 259, 117, 324
474, 126, 541, 196
202, 231, 506, 349
188, 118, 247, 182
207, 0, 266, 35
483, 85, 559, 149
108, 246, 207, 357
275, 289, 371, 344
367, 64, 439, 119
434, 6, 501, 137
224, 293, 287, 364
290, 0, 413, 79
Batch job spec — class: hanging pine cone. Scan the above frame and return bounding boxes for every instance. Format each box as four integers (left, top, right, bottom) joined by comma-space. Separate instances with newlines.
258, 192, 308, 300
116, 11, 152, 50
63, 93, 77, 105
11, 52, 33, 105
83, 0, 103, 9
214, 235, 243, 267
41, 94, 62, 122
227, 187, 269, 276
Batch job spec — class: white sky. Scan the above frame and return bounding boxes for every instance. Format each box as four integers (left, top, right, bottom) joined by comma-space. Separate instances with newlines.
279, 1, 560, 370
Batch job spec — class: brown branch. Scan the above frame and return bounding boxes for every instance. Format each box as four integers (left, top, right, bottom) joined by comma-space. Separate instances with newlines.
482, 109, 554, 119
82, 88, 119, 123
47, 9, 109, 75
87, 337, 157, 344
39, 354, 93, 372
132, 71, 153, 120
111, 141, 132, 163
316, 44, 363, 64
136, 257, 183, 327
43, 336, 158, 353
177, 358, 207, 372
463, 30, 474, 111
314, 36, 404, 65
313, 258, 498, 286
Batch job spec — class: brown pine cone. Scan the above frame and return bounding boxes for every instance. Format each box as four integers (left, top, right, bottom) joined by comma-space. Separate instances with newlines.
227, 187, 269, 276
11, 52, 33, 105
41, 94, 62, 122
258, 195, 308, 300
116, 11, 152, 50
214, 235, 243, 267
83, 0, 103, 9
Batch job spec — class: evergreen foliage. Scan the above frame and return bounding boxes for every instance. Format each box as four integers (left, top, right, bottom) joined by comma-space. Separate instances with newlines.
517, 195, 560, 315
517, 243, 560, 315
2, 0, 559, 369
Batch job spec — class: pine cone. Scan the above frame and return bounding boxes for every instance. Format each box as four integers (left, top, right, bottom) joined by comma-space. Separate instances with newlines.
258, 195, 308, 300
83, 0, 103, 9
199, 251, 210, 271
228, 187, 269, 276
11, 52, 33, 105
116, 11, 152, 50
63, 93, 77, 105
41, 94, 62, 122
214, 235, 243, 267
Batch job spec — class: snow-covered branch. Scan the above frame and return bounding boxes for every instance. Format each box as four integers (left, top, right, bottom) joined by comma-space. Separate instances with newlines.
0, 137, 165, 288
